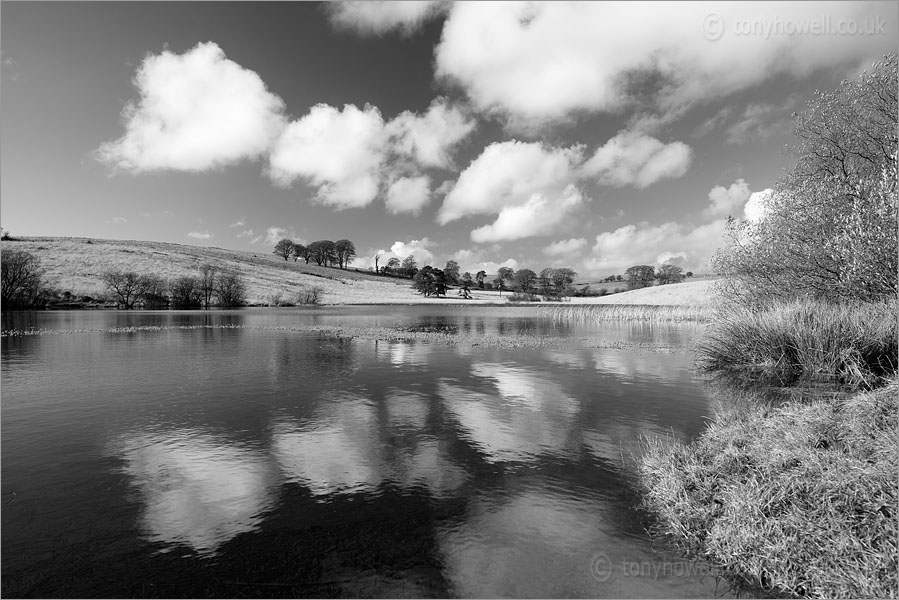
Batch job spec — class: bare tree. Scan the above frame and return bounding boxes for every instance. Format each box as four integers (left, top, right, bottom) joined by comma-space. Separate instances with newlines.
714, 55, 898, 306
215, 272, 247, 307
199, 264, 217, 309
335, 239, 356, 269
385, 257, 400, 274
402, 255, 418, 278
494, 267, 515, 295
140, 274, 169, 308
308, 240, 337, 266
273, 238, 294, 261
1, 250, 50, 310
170, 276, 204, 308
293, 243, 310, 264
102, 271, 150, 309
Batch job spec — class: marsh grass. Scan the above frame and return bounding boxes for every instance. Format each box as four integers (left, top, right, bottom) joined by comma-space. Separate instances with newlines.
639, 379, 898, 599
544, 303, 714, 322
695, 299, 898, 388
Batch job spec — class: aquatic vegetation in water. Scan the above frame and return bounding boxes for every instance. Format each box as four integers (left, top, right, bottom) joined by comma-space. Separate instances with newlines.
694, 299, 897, 389
543, 304, 714, 323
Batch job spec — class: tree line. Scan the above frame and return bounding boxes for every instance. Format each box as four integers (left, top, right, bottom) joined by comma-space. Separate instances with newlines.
273, 238, 356, 269
407, 261, 580, 299
622, 263, 689, 290
100, 264, 247, 309
0, 249, 250, 311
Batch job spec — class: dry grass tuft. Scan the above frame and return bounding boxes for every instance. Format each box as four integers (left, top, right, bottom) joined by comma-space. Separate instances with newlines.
640, 379, 899, 599
695, 299, 898, 388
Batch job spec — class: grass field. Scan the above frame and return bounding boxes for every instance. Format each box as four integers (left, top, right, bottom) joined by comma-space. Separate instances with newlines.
1, 237, 507, 305
565, 279, 718, 306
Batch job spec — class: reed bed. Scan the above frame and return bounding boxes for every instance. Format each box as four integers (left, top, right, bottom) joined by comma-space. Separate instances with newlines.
639, 379, 898, 599
543, 303, 714, 323
695, 299, 898, 389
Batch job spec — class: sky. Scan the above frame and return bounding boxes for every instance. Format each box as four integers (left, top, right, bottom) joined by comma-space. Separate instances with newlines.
1, 1, 896, 277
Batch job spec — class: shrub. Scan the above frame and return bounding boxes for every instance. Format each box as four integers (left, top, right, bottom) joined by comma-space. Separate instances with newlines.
507, 292, 540, 302
297, 286, 324, 306
170, 276, 204, 308
1, 249, 53, 310
214, 272, 247, 307
713, 55, 897, 308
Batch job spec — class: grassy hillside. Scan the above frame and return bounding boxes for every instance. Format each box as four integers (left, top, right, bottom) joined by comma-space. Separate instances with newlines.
567, 279, 718, 306
0, 236, 484, 305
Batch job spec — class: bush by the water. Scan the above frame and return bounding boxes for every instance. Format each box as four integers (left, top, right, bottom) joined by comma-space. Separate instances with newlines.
296, 286, 324, 305
1, 250, 54, 310
507, 292, 540, 302
695, 299, 897, 389
712, 55, 897, 309
641, 54, 899, 599
640, 379, 898, 599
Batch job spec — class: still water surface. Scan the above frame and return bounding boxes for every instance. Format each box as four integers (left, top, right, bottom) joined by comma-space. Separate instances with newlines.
2, 307, 731, 598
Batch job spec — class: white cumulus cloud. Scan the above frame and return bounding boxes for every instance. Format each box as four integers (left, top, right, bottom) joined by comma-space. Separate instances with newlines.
253, 226, 301, 246
269, 99, 474, 211
386, 175, 432, 215
327, 0, 449, 35
744, 189, 774, 222
704, 178, 752, 219
97, 42, 286, 172
656, 251, 688, 268
188, 230, 213, 240
470, 184, 585, 243
543, 237, 587, 257
449, 248, 520, 276
377, 238, 435, 265
438, 140, 585, 224
268, 103, 386, 208
434, 1, 895, 128
386, 97, 476, 170
582, 131, 692, 189
583, 220, 727, 274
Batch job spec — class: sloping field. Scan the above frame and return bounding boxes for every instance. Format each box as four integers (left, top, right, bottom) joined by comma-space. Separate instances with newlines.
567, 279, 719, 306
1, 237, 504, 305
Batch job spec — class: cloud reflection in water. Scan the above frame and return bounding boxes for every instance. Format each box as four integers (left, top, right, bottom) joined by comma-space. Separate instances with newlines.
438, 362, 580, 462
114, 429, 275, 555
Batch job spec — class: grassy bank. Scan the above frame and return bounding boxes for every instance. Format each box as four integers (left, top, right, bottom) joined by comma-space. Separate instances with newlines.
640, 378, 898, 599
640, 298, 899, 598
695, 299, 897, 389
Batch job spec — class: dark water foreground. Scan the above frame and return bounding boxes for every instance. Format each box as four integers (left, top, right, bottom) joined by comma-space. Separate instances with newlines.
2, 308, 733, 598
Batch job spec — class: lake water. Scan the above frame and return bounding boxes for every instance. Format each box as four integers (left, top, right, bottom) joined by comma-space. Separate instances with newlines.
2, 307, 732, 598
